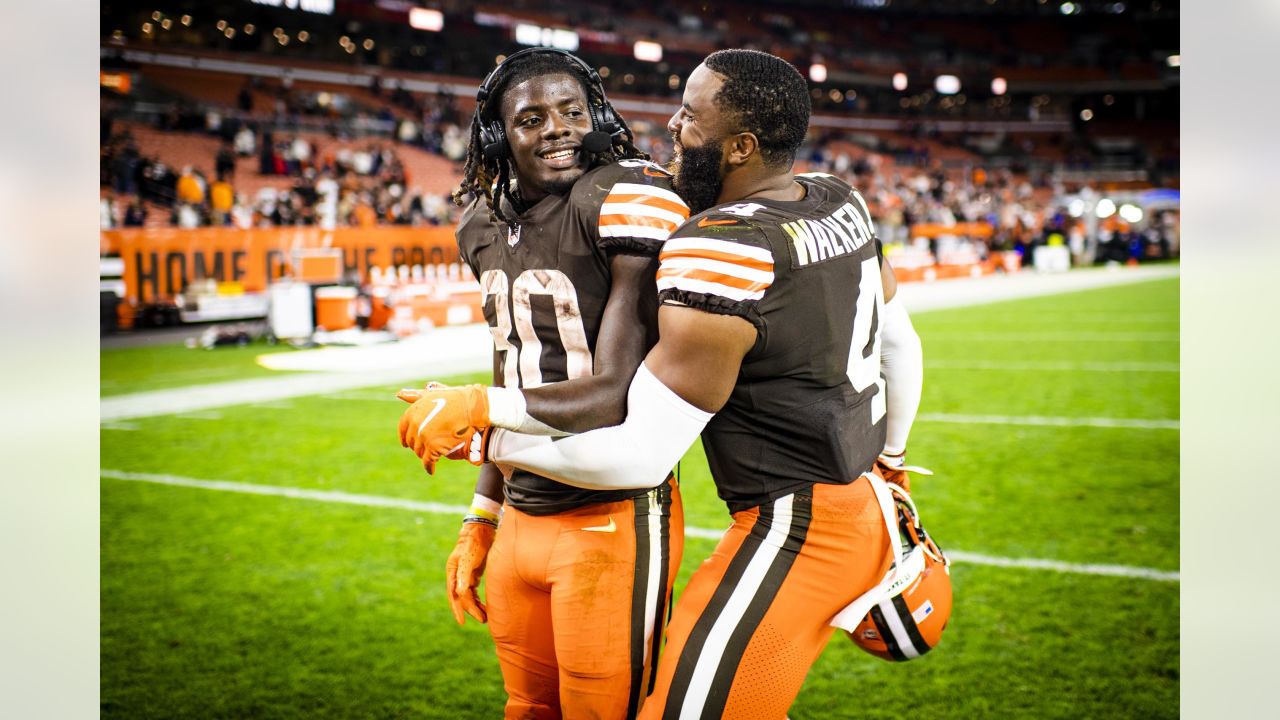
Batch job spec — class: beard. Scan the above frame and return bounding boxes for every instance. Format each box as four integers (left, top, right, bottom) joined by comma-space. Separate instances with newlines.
669, 142, 724, 215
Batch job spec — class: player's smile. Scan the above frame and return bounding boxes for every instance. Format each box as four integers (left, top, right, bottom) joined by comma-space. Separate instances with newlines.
537, 143, 581, 170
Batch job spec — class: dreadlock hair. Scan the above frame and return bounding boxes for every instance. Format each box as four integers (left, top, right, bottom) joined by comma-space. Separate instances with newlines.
703, 49, 811, 169
452, 50, 648, 230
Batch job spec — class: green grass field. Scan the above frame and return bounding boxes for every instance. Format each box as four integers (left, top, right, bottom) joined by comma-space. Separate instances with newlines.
100, 276, 1179, 718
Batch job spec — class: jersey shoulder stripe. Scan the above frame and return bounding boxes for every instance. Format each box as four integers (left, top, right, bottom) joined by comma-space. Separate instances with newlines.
657, 236, 776, 302
595, 179, 690, 255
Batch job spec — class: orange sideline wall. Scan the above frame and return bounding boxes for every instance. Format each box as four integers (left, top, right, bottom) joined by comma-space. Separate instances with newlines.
101, 227, 463, 303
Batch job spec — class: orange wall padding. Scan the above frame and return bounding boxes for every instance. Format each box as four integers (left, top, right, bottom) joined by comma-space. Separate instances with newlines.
102, 226, 463, 303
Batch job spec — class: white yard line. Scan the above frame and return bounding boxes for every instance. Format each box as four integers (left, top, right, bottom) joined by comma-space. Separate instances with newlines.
926, 360, 1179, 373
918, 412, 1178, 430
101, 469, 1179, 583
924, 331, 1178, 342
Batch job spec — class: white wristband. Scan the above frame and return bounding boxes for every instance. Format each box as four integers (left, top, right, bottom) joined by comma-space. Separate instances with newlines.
486, 387, 569, 436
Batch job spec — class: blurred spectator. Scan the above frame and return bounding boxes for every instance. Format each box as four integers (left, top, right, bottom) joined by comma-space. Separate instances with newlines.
176, 166, 204, 205
210, 177, 234, 225
237, 80, 254, 113
110, 143, 139, 196
123, 198, 148, 227
234, 124, 256, 157
175, 202, 201, 228
101, 194, 118, 229
231, 194, 254, 229
215, 142, 237, 180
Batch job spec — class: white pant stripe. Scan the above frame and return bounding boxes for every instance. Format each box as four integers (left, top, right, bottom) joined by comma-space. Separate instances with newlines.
679, 495, 795, 719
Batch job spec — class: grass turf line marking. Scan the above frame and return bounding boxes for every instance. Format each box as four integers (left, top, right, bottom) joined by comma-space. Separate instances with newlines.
101, 469, 1178, 583
926, 360, 1179, 373
919, 412, 1178, 430
926, 331, 1179, 342
924, 331, 1178, 342
173, 411, 225, 420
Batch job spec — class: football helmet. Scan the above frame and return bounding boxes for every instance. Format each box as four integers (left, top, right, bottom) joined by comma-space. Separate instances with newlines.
832, 476, 952, 661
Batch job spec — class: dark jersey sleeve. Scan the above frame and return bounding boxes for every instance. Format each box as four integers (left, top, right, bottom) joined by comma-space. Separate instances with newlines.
575, 160, 691, 257
454, 196, 494, 278
655, 212, 776, 331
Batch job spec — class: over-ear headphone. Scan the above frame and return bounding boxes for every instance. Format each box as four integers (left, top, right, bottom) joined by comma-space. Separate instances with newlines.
476, 47, 622, 163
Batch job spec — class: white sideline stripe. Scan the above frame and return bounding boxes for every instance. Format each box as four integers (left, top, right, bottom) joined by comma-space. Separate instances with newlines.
926, 360, 1179, 373
102, 469, 471, 516
919, 412, 1179, 430
100, 470, 1179, 582
925, 331, 1178, 342
945, 550, 1180, 583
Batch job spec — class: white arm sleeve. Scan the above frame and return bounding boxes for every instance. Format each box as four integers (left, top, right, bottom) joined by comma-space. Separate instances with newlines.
488, 363, 712, 490
880, 297, 923, 456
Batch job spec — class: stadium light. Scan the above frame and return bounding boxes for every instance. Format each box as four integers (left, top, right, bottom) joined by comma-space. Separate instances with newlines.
1059, 2, 1077, 14
892, 72, 908, 91
1080, 108, 1093, 121
409, 8, 444, 32
515, 23, 579, 51
1119, 204, 1144, 223
1166, 54, 1180, 68
809, 63, 827, 83
634, 40, 663, 62
1095, 198, 1117, 219
991, 77, 1007, 96
934, 75, 961, 95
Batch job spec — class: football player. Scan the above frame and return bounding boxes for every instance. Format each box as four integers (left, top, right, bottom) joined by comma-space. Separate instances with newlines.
399, 48, 689, 719
402, 49, 930, 717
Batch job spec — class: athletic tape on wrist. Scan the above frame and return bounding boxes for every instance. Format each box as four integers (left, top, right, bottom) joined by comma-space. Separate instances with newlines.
465, 493, 502, 526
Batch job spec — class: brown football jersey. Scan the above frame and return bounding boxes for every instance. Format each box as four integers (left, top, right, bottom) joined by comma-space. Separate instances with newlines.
655, 172, 887, 513
457, 160, 690, 515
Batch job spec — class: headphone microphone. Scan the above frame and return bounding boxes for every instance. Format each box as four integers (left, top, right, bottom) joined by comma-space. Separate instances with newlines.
580, 131, 614, 154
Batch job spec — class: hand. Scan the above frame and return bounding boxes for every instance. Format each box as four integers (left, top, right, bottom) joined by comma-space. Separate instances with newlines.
397, 384, 491, 473
873, 452, 933, 494
446, 521, 496, 625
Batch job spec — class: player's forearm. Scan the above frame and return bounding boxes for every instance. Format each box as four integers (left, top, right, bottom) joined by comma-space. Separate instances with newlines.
473, 462, 505, 505
880, 297, 923, 455
489, 363, 711, 490
519, 369, 637, 431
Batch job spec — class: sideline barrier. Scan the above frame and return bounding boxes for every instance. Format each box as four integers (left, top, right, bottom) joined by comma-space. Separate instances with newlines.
101, 226, 462, 304
100, 222, 1019, 309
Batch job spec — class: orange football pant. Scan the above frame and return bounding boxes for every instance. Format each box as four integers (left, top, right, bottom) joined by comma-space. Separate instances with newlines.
638, 477, 891, 720
486, 479, 684, 719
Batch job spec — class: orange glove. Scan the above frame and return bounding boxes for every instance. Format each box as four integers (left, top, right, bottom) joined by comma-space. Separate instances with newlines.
397, 384, 491, 473
446, 520, 496, 625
